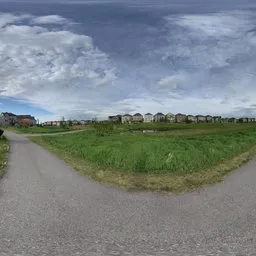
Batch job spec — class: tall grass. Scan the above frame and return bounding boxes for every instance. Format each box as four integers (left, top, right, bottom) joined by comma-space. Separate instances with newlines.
16, 126, 72, 134
0, 136, 8, 177
36, 127, 256, 174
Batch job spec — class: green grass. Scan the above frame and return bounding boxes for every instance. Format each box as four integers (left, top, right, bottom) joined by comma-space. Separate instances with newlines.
0, 136, 9, 178
30, 123, 256, 193
15, 126, 73, 134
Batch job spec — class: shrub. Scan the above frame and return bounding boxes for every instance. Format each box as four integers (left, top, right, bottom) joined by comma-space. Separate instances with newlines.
93, 123, 114, 136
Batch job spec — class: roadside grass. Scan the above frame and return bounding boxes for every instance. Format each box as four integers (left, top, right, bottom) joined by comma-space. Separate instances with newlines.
0, 136, 9, 178
30, 123, 256, 193
14, 126, 73, 134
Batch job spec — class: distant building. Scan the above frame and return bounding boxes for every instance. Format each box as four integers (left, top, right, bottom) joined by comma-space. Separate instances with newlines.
196, 115, 206, 123
175, 113, 187, 123
228, 118, 237, 123
165, 113, 176, 123
108, 115, 122, 123
43, 121, 53, 126
153, 112, 165, 122
132, 113, 144, 123
206, 115, 213, 123
17, 115, 36, 126
187, 115, 197, 123
221, 118, 229, 123
144, 113, 154, 123
0, 112, 17, 126
240, 118, 248, 123
213, 116, 221, 123
122, 114, 133, 124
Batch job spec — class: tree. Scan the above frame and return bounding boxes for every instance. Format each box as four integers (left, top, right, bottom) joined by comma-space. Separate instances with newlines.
68, 120, 72, 127
60, 116, 68, 128
92, 117, 98, 124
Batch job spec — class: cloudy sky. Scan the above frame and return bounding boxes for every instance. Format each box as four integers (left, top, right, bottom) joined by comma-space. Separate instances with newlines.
0, 0, 256, 121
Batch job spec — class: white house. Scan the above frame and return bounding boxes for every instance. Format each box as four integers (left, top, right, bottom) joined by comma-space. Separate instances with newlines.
122, 114, 133, 123
144, 113, 154, 123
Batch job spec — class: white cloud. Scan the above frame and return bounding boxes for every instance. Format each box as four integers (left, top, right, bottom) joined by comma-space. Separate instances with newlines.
1, 10, 256, 121
31, 15, 70, 25
0, 13, 117, 120
170, 11, 251, 37
155, 74, 184, 89
152, 10, 256, 117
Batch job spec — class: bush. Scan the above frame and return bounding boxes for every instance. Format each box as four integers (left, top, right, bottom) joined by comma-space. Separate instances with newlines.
93, 123, 114, 136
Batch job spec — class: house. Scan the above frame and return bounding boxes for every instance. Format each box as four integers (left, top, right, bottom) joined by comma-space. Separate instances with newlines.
43, 121, 53, 126
187, 115, 197, 123
228, 118, 237, 123
248, 118, 254, 123
175, 113, 187, 123
240, 117, 248, 123
196, 115, 206, 123
165, 113, 176, 123
206, 115, 213, 123
108, 115, 122, 123
132, 113, 144, 123
122, 114, 133, 124
153, 112, 165, 122
213, 116, 221, 123
17, 115, 36, 126
72, 120, 79, 125
0, 112, 18, 126
221, 118, 229, 123
56, 121, 61, 126
144, 113, 154, 123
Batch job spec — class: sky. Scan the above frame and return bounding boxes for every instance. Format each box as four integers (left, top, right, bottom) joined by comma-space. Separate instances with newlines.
0, 0, 256, 122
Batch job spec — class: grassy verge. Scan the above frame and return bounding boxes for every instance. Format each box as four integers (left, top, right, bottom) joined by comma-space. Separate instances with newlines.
30, 124, 256, 193
0, 136, 9, 178
14, 126, 73, 134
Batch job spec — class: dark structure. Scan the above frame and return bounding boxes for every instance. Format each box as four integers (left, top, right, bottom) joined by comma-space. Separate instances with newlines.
0, 128, 4, 137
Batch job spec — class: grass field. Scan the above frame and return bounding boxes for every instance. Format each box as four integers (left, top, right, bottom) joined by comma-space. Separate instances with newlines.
14, 126, 73, 134
30, 123, 256, 192
0, 137, 9, 178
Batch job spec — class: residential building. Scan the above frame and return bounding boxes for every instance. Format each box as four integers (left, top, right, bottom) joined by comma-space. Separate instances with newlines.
165, 113, 176, 123
122, 114, 133, 124
196, 115, 207, 123
144, 113, 154, 123
213, 116, 221, 123
175, 113, 187, 123
0, 112, 17, 126
153, 112, 165, 122
241, 117, 248, 123
221, 118, 229, 123
187, 115, 197, 123
17, 115, 36, 126
108, 115, 122, 123
228, 118, 237, 123
43, 121, 53, 126
72, 120, 79, 125
206, 115, 213, 123
132, 113, 144, 123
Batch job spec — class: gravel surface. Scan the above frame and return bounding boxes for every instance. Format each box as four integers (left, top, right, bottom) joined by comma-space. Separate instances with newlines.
1, 131, 256, 256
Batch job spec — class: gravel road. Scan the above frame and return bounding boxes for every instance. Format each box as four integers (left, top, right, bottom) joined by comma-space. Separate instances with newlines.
0, 131, 256, 255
